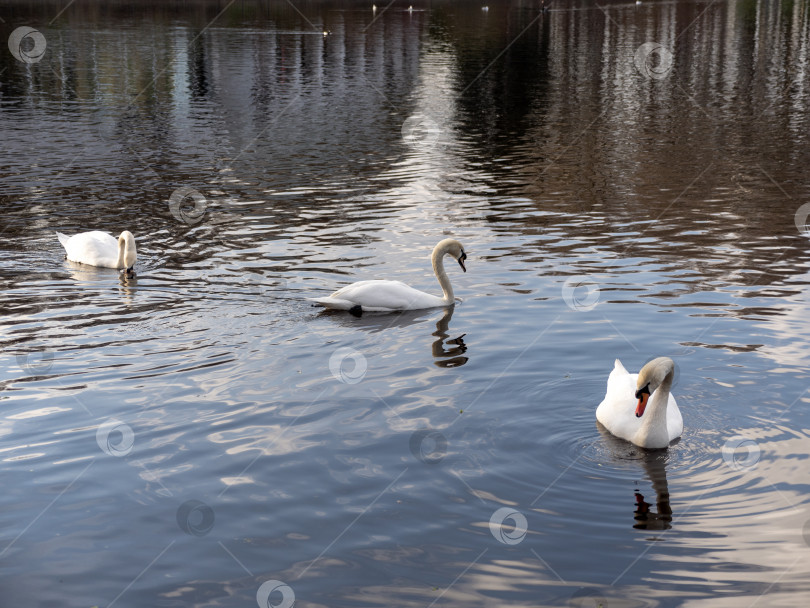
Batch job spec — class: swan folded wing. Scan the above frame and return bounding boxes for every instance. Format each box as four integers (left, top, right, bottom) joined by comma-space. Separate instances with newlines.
604, 363, 636, 404
612, 358, 629, 376
327, 280, 444, 311
596, 366, 641, 441
62, 231, 119, 267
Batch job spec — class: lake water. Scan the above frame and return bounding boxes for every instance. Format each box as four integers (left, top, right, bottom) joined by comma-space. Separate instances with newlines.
3, 0, 810, 606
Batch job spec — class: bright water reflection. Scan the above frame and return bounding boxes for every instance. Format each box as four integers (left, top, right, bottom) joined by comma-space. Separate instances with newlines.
2, 0, 810, 606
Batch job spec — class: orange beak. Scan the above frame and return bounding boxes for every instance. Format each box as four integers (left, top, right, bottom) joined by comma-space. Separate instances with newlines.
635, 392, 649, 418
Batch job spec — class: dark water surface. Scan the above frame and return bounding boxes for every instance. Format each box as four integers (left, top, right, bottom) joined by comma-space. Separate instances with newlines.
3, 0, 810, 606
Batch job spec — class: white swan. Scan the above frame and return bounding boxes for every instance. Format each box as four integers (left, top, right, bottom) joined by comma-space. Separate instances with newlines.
596, 357, 683, 449
56, 230, 137, 276
310, 238, 467, 313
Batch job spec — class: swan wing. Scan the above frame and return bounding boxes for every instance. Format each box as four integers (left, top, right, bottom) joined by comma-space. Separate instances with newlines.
596, 359, 643, 442
324, 280, 444, 311
57, 231, 119, 268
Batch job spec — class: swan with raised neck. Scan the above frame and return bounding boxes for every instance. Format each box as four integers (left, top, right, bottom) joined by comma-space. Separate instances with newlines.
309, 238, 467, 313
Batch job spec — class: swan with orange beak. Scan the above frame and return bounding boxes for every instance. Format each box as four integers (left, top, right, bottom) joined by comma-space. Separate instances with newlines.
596, 357, 683, 449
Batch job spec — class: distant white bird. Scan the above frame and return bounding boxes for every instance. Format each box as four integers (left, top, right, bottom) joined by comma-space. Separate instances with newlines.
482, 5, 489, 11
310, 238, 467, 313
408, 5, 413, 12
56, 230, 137, 276
373, 4, 377, 11
596, 357, 683, 449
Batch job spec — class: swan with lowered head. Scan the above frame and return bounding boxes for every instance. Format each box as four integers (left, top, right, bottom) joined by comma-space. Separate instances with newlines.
56, 230, 137, 276
596, 357, 683, 449
310, 238, 467, 313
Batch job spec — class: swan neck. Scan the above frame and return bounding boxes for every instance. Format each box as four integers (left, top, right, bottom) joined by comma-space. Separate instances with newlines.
645, 389, 669, 422
643, 367, 674, 425
655, 363, 675, 398
432, 246, 453, 305
116, 239, 126, 269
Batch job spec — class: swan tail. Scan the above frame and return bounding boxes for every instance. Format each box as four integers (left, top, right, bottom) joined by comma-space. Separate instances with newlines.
613, 359, 628, 374
308, 297, 356, 311
56, 231, 71, 249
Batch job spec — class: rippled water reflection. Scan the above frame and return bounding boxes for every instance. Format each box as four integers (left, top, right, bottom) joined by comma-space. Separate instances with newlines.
3, 0, 810, 606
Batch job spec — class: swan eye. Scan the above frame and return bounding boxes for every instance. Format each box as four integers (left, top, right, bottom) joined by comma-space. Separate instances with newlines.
635, 383, 651, 400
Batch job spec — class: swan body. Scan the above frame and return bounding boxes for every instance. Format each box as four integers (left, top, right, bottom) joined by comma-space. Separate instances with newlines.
596, 357, 682, 449
310, 238, 467, 313
56, 230, 137, 274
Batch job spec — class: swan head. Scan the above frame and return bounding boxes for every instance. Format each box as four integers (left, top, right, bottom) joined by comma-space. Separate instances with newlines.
435, 238, 467, 272
118, 231, 137, 272
635, 357, 674, 418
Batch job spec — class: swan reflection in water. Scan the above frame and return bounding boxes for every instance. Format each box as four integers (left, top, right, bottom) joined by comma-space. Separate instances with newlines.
432, 305, 468, 368
63, 259, 139, 305
633, 451, 672, 531
596, 424, 674, 531
315, 304, 469, 368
